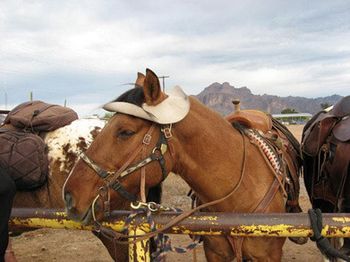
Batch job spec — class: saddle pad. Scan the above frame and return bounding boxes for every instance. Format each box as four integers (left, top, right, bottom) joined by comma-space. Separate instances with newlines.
0, 130, 49, 190
333, 117, 350, 142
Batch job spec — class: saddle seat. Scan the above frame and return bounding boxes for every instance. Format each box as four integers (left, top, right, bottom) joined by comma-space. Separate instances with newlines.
225, 109, 272, 133
302, 95, 350, 156
333, 116, 350, 142
331, 95, 350, 118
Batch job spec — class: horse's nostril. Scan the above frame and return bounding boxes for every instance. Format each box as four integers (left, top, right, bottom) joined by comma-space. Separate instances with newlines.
64, 192, 74, 210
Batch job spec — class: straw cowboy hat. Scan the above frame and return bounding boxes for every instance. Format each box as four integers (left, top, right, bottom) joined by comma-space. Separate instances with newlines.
103, 85, 190, 124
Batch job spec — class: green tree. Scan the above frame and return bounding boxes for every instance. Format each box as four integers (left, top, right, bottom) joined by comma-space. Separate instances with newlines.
102, 112, 114, 119
320, 102, 331, 110
281, 108, 298, 114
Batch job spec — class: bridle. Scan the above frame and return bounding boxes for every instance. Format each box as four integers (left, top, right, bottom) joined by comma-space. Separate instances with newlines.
79, 123, 173, 219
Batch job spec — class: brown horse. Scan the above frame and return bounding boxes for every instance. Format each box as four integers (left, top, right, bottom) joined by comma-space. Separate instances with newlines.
302, 96, 350, 254
63, 69, 302, 261
10, 118, 134, 261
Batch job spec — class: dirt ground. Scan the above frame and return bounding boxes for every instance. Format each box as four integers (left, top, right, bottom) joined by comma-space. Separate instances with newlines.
11, 125, 324, 261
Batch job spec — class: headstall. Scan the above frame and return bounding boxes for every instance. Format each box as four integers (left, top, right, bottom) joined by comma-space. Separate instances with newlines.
79, 123, 172, 219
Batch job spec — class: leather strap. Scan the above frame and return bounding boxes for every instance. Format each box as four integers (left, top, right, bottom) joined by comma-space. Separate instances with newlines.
227, 237, 243, 262
254, 178, 281, 213
225, 177, 281, 261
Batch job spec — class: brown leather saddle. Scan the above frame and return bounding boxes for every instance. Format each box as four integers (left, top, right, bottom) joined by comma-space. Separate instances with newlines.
225, 99, 273, 133
225, 100, 302, 214
302, 95, 350, 210
302, 95, 350, 156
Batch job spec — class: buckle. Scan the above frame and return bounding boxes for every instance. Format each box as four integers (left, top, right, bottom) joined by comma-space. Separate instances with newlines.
162, 127, 172, 139
143, 134, 152, 145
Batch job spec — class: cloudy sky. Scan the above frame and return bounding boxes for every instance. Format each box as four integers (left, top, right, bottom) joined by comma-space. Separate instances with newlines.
1, 0, 349, 116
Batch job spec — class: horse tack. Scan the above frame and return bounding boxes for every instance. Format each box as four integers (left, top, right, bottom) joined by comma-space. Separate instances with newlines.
80, 123, 171, 221
226, 99, 273, 134
302, 95, 350, 157
333, 116, 350, 142
226, 177, 282, 261
226, 121, 301, 260
309, 135, 350, 208
227, 108, 302, 214
63, 70, 301, 261
302, 95, 350, 210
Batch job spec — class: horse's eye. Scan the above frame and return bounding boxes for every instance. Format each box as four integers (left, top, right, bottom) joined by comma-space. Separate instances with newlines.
117, 130, 135, 139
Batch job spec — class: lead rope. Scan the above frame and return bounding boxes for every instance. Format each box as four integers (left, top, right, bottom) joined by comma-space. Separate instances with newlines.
127, 202, 202, 262
308, 208, 350, 261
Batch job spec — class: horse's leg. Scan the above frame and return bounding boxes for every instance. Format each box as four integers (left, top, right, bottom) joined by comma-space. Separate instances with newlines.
334, 161, 350, 257
203, 236, 284, 262
203, 236, 234, 262
4, 240, 16, 262
0, 171, 16, 262
242, 237, 285, 262
92, 231, 129, 262
339, 191, 350, 255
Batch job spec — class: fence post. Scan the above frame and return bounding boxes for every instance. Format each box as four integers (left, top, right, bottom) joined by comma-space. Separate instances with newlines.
128, 226, 150, 262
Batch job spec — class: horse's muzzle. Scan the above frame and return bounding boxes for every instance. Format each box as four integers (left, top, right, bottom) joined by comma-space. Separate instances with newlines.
64, 192, 74, 210
64, 191, 96, 225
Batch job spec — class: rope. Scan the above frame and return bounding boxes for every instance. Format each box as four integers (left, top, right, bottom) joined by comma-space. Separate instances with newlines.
141, 204, 202, 261
152, 234, 202, 262
94, 203, 202, 261
308, 208, 350, 261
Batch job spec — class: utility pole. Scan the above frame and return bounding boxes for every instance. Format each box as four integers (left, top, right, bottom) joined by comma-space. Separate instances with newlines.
158, 76, 169, 92
4, 91, 7, 109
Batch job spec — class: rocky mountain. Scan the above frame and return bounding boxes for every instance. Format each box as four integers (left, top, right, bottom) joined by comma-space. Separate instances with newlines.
195, 82, 343, 115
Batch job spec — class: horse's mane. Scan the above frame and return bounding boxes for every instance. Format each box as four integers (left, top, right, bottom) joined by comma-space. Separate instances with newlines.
114, 85, 144, 106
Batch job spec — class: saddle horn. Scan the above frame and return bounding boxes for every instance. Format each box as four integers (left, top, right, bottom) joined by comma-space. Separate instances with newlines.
232, 99, 241, 113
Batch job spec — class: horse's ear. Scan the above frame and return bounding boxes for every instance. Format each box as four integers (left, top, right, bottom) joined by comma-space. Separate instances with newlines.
143, 68, 167, 105
135, 72, 145, 87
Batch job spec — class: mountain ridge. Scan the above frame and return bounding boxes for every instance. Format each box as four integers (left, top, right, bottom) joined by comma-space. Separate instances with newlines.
195, 82, 343, 115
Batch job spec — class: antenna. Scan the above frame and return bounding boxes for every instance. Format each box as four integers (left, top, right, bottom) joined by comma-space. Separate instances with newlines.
158, 76, 169, 92
4, 91, 7, 109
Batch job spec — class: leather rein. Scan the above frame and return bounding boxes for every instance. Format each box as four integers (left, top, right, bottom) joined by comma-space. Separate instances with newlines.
80, 123, 172, 218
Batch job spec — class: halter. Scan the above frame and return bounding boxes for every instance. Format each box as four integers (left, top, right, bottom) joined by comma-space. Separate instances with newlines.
79, 124, 172, 218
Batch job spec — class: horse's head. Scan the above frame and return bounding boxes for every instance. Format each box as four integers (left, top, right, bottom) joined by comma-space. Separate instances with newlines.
62, 69, 190, 223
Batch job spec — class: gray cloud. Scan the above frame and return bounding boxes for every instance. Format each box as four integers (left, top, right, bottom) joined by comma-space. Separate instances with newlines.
1, 0, 349, 115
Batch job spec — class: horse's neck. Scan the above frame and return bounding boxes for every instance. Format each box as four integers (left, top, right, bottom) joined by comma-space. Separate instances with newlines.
172, 98, 251, 208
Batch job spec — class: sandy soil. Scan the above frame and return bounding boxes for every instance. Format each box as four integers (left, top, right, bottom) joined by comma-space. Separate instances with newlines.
11, 125, 325, 261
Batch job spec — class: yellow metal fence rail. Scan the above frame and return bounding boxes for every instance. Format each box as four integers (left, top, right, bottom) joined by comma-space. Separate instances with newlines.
9, 208, 350, 238
10, 208, 350, 261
